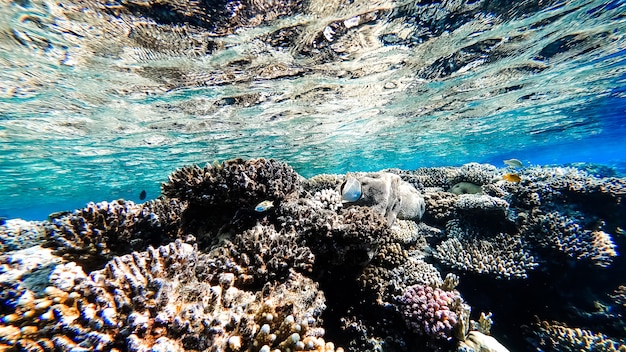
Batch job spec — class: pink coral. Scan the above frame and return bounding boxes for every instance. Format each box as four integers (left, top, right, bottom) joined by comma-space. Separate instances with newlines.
399, 284, 462, 340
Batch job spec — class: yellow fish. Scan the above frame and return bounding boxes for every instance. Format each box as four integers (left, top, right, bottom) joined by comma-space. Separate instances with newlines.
254, 200, 274, 212
502, 173, 522, 183
504, 158, 523, 168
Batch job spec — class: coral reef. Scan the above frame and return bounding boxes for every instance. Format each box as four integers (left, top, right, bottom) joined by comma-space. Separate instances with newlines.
0, 219, 46, 252
1, 159, 625, 352
0, 240, 331, 352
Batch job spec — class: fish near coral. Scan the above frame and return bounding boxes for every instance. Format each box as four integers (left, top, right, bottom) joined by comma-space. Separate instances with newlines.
502, 173, 521, 183
255, 200, 274, 212
504, 158, 523, 168
340, 176, 362, 202
450, 182, 482, 195
344, 172, 425, 225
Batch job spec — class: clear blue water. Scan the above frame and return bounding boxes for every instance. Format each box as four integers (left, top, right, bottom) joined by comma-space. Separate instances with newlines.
1, 0, 625, 220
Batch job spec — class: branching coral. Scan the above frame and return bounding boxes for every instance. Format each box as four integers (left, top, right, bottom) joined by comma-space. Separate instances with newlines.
0, 240, 334, 351
528, 321, 626, 352
43, 198, 185, 265
162, 158, 302, 209
398, 284, 468, 340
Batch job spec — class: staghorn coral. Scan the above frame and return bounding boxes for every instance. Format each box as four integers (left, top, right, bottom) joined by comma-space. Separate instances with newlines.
44, 198, 185, 266
162, 158, 301, 209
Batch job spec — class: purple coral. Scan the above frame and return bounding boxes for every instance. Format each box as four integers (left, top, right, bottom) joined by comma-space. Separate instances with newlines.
399, 284, 461, 340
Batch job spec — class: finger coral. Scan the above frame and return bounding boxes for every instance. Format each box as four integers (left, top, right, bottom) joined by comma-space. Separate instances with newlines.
398, 284, 468, 341
162, 158, 302, 209
43, 198, 185, 267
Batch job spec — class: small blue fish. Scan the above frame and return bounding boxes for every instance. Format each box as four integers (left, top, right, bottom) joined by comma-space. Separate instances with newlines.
254, 200, 274, 212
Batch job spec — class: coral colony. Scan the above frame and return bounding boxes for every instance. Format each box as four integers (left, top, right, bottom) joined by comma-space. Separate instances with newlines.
1, 158, 625, 351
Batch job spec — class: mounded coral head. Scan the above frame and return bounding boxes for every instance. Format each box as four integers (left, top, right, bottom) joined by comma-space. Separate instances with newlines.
399, 284, 466, 341
162, 158, 302, 209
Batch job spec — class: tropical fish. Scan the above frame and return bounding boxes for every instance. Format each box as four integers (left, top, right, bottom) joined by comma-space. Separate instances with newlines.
341, 176, 362, 202
139, 190, 147, 200
504, 158, 523, 168
450, 181, 482, 195
502, 173, 522, 183
254, 200, 274, 212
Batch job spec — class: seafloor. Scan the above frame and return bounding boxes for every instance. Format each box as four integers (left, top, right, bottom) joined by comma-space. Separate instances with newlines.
1, 158, 625, 352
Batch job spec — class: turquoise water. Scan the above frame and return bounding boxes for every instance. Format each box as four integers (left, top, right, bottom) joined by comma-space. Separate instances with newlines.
1, 0, 625, 220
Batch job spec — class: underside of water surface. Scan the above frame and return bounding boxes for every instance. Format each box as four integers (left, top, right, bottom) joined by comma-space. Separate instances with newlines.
1, 0, 625, 217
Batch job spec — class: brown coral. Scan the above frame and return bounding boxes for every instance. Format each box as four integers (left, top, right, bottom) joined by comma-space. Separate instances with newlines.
162, 158, 301, 208
43, 198, 185, 267
0, 240, 332, 352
